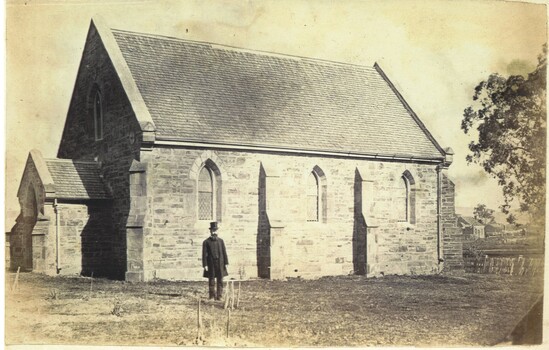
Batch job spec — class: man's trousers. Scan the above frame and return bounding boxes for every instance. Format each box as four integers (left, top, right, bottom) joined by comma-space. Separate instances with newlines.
208, 276, 223, 300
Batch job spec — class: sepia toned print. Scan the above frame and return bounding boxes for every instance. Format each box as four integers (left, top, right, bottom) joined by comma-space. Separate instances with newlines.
5, 0, 546, 348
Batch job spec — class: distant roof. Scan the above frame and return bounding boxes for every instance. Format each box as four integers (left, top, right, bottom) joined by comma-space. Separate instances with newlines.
111, 28, 444, 159
458, 216, 483, 226
486, 223, 505, 229
45, 159, 111, 200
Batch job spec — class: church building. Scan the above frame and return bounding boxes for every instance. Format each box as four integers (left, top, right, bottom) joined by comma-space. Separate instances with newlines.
9, 18, 462, 281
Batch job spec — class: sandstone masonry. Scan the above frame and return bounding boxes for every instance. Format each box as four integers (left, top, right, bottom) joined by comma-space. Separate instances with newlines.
10, 18, 462, 280
122, 147, 457, 281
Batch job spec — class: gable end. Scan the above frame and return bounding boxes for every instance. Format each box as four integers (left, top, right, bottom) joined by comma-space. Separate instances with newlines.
374, 62, 445, 157
90, 16, 156, 136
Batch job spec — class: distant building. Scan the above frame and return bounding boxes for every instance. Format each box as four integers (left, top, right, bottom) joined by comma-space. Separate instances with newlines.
457, 216, 485, 239
502, 224, 526, 237
485, 223, 505, 237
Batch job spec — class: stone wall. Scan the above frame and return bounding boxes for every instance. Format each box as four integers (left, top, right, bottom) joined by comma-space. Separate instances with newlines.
10, 155, 45, 272
441, 173, 463, 270
5, 232, 10, 269
57, 24, 143, 279
10, 200, 113, 276
133, 147, 444, 281
57, 202, 114, 276
9, 217, 35, 272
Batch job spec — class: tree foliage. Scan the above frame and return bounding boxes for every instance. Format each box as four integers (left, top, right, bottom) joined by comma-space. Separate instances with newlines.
473, 204, 495, 225
462, 45, 546, 223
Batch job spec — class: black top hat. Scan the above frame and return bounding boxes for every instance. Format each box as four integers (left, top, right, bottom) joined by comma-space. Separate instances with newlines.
209, 222, 219, 231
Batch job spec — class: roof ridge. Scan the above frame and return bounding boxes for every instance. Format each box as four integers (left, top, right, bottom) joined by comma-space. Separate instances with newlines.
45, 158, 101, 166
111, 28, 376, 71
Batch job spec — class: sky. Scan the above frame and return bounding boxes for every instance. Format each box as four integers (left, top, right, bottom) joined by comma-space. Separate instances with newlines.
4, 0, 548, 228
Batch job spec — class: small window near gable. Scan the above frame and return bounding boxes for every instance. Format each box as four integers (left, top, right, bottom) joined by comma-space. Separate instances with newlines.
94, 90, 103, 141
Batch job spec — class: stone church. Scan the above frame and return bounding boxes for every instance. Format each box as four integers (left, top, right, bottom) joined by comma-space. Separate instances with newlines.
9, 18, 462, 281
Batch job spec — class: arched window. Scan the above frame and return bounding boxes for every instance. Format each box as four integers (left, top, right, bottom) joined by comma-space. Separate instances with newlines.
198, 166, 214, 220
398, 171, 416, 224
93, 90, 103, 140
28, 185, 38, 219
307, 171, 319, 222
397, 176, 409, 222
307, 166, 327, 223
192, 156, 223, 222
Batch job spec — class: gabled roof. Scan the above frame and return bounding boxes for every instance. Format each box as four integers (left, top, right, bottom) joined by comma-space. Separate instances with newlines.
90, 18, 445, 160
18, 150, 111, 201
44, 159, 111, 200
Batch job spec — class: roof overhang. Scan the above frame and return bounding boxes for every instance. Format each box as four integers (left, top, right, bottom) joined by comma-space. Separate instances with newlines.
154, 138, 445, 164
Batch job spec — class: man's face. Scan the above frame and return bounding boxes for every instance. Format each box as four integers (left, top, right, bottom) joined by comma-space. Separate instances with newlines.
210, 229, 218, 236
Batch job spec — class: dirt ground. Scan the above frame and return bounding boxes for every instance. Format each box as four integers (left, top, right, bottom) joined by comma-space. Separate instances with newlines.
5, 271, 543, 347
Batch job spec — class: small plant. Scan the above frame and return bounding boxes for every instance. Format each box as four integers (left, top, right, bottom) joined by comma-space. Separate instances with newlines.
111, 298, 123, 317
238, 266, 247, 280
45, 289, 59, 300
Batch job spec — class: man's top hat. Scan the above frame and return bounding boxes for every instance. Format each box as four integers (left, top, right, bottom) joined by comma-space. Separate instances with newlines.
209, 221, 219, 231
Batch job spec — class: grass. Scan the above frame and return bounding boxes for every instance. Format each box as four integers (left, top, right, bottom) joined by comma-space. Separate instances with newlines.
5, 271, 543, 347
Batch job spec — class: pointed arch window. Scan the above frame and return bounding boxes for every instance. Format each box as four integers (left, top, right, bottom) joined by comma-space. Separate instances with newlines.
307, 172, 319, 222
93, 90, 104, 141
307, 166, 328, 223
194, 158, 222, 222
398, 176, 409, 222
398, 171, 416, 224
198, 167, 214, 220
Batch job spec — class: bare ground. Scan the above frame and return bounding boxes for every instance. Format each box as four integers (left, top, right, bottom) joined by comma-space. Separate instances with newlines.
5, 271, 543, 347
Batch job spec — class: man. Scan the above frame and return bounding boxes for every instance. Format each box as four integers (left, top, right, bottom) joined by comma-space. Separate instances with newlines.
202, 221, 228, 300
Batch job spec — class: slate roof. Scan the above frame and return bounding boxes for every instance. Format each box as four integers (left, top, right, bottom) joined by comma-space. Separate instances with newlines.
111, 29, 444, 159
45, 159, 111, 200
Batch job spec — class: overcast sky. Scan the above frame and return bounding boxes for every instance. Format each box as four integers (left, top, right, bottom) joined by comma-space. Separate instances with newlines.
5, 0, 547, 226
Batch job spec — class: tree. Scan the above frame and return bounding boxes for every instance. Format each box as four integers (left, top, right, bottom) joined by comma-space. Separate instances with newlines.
461, 45, 546, 224
473, 204, 495, 225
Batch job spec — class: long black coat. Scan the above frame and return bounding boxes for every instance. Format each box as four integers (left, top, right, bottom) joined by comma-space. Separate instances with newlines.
202, 236, 228, 278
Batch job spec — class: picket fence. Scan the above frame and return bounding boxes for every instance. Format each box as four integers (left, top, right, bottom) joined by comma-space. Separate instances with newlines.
464, 255, 544, 276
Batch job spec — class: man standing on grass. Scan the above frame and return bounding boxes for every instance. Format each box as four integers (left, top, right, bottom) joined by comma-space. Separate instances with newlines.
202, 221, 229, 300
